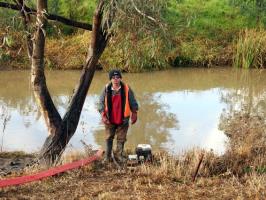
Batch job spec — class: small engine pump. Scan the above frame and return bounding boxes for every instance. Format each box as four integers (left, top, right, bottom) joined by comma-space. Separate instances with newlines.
128, 144, 152, 163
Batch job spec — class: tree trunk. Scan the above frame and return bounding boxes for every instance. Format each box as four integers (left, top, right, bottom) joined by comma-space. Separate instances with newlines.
37, 0, 113, 166
1, 0, 114, 166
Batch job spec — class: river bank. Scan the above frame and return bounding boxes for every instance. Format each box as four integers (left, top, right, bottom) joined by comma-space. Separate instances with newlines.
0, 113, 265, 199
1, 29, 265, 72
1, 0, 266, 71
0, 152, 35, 176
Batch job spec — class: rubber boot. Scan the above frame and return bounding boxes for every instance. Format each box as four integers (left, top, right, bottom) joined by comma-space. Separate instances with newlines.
116, 141, 127, 163
103, 139, 113, 163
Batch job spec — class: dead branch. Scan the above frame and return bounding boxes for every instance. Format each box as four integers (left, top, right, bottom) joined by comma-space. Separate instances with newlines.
192, 152, 205, 182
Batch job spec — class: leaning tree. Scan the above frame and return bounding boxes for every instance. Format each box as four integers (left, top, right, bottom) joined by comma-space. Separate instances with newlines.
33, 0, 115, 166
0, 0, 167, 166
0, 0, 116, 165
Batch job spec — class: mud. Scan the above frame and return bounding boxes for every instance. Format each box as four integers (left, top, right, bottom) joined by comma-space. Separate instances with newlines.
0, 152, 36, 176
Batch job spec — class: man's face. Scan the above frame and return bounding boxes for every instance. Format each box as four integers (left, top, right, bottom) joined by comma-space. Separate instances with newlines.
111, 75, 121, 85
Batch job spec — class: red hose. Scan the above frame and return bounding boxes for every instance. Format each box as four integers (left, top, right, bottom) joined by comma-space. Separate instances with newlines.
0, 149, 103, 188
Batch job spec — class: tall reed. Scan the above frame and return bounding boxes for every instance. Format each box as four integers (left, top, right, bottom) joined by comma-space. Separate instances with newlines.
233, 29, 266, 69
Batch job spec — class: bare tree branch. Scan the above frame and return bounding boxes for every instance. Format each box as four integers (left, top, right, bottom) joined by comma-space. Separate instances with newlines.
0, 1, 92, 30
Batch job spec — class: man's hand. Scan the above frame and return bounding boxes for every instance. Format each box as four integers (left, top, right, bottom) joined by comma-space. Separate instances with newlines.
131, 112, 137, 124
101, 112, 110, 125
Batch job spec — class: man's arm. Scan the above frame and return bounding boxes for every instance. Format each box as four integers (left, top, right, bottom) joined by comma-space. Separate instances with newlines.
128, 87, 138, 112
98, 87, 106, 114
128, 87, 138, 124
98, 87, 110, 125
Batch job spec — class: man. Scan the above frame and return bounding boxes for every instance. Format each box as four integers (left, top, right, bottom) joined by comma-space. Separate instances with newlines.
98, 69, 138, 162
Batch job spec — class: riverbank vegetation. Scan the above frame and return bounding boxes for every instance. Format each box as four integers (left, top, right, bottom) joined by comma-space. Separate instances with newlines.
0, 112, 265, 199
233, 29, 266, 69
1, 0, 266, 71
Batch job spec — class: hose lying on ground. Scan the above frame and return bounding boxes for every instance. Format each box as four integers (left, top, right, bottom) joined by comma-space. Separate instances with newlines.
0, 149, 103, 188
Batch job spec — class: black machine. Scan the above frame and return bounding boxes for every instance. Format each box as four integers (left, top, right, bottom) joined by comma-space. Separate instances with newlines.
135, 144, 153, 162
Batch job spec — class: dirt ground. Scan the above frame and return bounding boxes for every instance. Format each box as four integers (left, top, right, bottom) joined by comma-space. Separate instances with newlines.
0, 152, 36, 176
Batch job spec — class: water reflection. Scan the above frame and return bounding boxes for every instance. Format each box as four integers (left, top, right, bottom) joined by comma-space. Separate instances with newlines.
155, 90, 228, 154
0, 69, 265, 154
219, 69, 266, 133
93, 93, 179, 150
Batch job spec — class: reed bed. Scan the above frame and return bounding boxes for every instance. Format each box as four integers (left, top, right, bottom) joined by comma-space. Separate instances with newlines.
234, 29, 266, 69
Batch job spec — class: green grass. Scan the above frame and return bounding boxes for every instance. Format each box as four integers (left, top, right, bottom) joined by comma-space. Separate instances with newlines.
166, 0, 252, 39
162, 0, 265, 67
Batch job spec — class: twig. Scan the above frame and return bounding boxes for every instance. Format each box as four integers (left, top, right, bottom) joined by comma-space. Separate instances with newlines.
1, 113, 11, 152
192, 152, 204, 182
130, 0, 157, 23
111, 151, 122, 170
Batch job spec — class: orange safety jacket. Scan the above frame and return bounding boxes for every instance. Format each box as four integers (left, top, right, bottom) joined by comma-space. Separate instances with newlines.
104, 82, 131, 120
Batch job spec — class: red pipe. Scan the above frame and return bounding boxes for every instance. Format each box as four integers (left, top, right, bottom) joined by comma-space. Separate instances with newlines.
0, 149, 103, 188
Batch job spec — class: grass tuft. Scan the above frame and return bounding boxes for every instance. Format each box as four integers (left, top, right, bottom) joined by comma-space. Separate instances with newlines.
233, 29, 266, 69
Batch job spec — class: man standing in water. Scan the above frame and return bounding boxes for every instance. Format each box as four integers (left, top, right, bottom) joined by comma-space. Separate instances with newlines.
98, 69, 139, 162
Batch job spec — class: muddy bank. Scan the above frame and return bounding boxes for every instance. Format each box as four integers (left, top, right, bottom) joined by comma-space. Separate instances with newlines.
0, 152, 36, 176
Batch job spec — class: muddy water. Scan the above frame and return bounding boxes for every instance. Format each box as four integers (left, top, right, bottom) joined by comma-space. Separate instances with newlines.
0, 68, 265, 155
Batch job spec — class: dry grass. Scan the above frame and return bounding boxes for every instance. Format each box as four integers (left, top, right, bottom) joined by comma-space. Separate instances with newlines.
0, 159, 265, 199
0, 113, 265, 199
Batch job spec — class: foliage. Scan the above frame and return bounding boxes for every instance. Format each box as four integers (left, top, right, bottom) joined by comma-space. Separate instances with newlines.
0, 0, 97, 35
45, 31, 90, 69
46, 0, 97, 35
164, 0, 250, 67
233, 29, 266, 68
0, 7, 22, 30
229, 0, 266, 27
0, 30, 29, 68
176, 39, 221, 67
102, 32, 171, 72
166, 0, 250, 39
100, 0, 173, 72
0, 35, 14, 63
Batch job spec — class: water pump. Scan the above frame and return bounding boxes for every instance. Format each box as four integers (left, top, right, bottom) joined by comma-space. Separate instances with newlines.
128, 144, 152, 163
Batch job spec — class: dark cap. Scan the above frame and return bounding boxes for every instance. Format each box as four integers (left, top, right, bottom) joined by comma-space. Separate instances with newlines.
109, 69, 122, 80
